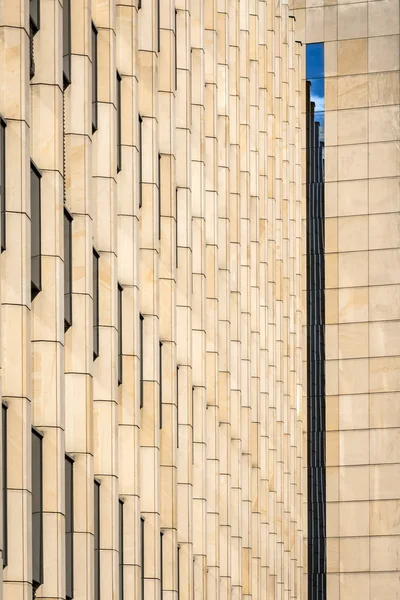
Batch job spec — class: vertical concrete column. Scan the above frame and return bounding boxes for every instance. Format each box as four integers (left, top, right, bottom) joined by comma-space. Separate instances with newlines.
91, 0, 118, 598
0, 0, 31, 596
249, 3, 261, 600
238, 2, 251, 599
115, 0, 140, 597
158, 0, 178, 598
138, 0, 161, 597
204, 0, 220, 599
176, 1, 194, 599
217, 1, 231, 599
30, 2, 64, 599
257, 1, 269, 597
64, 2, 94, 600
267, 0, 277, 595
228, 1, 242, 598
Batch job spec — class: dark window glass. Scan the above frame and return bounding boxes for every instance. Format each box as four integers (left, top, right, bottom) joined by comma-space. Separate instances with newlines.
2, 404, 7, 568
138, 115, 143, 209
32, 429, 43, 590
177, 546, 180, 600
65, 456, 74, 600
93, 249, 100, 359
157, 0, 160, 53
92, 23, 98, 133
160, 532, 163, 600
140, 518, 145, 600
31, 161, 42, 300
119, 500, 124, 600
176, 367, 179, 448
117, 72, 122, 173
63, 0, 71, 88
140, 314, 144, 408
174, 10, 177, 91
64, 209, 73, 331
30, 0, 40, 32
94, 480, 100, 600
138, 0, 141, 9
118, 284, 123, 385
0, 118, 6, 253
158, 154, 161, 240
159, 342, 162, 429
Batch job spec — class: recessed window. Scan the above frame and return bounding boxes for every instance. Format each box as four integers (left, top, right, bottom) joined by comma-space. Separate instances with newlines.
159, 341, 163, 429
2, 403, 7, 568
93, 249, 100, 360
31, 161, 42, 300
118, 283, 123, 385
63, 0, 71, 88
94, 480, 100, 600
65, 455, 74, 600
29, 0, 40, 79
138, 115, 143, 209
32, 428, 43, 592
64, 209, 73, 331
92, 23, 98, 133
0, 117, 6, 252
119, 499, 124, 600
158, 154, 161, 240
140, 314, 144, 408
157, 0, 160, 53
140, 517, 145, 600
160, 531, 163, 600
177, 545, 180, 600
117, 72, 122, 173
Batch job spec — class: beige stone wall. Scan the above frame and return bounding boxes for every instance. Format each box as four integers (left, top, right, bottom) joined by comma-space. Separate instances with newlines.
292, 0, 400, 597
0, 1, 305, 599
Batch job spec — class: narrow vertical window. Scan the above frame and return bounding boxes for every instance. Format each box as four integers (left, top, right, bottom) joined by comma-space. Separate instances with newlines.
138, 115, 143, 209
94, 480, 100, 600
92, 23, 98, 133
177, 545, 180, 600
191, 386, 194, 465
29, 0, 40, 79
306, 42, 326, 600
64, 208, 73, 331
140, 518, 145, 600
119, 500, 124, 600
32, 428, 43, 592
175, 188, 178, 267
160, 532, 163, 600
2, 403, 7, 568
158, 154, 161, 240
93, 249, 100, 359
174, 10, 177, 91
63, 0, 71, 88
117, 72, 122, 173
65, 455, 74, 600
176, 367, 179, 448
31, 161, 42, 300
138, 0, 142, 10
159, 342, 163, 429
118, 283, 123, 385
140, 314, 144, 408
0, 117, 6, 253
157, 0, 160, 53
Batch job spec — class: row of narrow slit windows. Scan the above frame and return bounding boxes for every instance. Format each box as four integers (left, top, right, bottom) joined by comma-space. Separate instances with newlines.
2, 410, 181, 600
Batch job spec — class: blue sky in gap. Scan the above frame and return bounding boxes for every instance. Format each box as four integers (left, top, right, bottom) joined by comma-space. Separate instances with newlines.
306, 43, 324, 141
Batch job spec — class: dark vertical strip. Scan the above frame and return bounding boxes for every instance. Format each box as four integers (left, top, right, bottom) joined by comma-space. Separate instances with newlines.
174, 10, 178, 91
92, 23, 98, 133
32, 428, 44, 591
159, 341, 163, 429
140, 518, 145, 600
158, 153, 161, 240
177, 545, 180, 600
140, 314, 144, 408
31, 161, 42, 300
94, 480, 101, 600
117, 72, 122, 173
93, 249, 100, 359
119, 499, 124, 600
176, 367, 179, 448
157, 0, 160, 53
138, 115, 143, 209
65, 455, 74, 600
306, 43, 326, 600
160, 532, 163, 600
1, 117, 6, 252
2, 403, 7, 568
118, 283, 123, 385
176, 188, 178, 267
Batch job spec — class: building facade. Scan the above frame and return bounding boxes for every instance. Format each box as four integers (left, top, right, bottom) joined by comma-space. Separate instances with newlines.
0, 1, 398, 600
